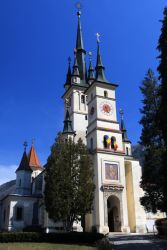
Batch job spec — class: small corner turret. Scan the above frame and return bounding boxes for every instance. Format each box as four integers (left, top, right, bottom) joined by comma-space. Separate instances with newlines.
119, 109, 132, 156
95, 33, 109, 83
71, 50, 81, 85
16, 142, 32, 195
64, 57, 72, 90
62, 109, 76, 140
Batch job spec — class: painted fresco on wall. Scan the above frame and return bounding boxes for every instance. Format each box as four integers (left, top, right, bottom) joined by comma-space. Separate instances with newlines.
105, 163, 118, 181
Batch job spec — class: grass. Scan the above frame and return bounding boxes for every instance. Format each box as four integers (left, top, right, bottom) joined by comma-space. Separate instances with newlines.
0, 243, 96, 250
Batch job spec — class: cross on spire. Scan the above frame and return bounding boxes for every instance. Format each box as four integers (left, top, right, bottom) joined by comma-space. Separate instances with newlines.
23, 141, 28, 152
119, 108, 124, 120
32, 138, 35, 146
96, 33, 100, 44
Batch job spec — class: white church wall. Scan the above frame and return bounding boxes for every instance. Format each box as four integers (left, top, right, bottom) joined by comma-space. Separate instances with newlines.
130, 160, 147, 233
96, 86, 116, 100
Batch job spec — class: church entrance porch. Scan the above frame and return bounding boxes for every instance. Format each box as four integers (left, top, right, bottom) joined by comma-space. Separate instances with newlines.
107, 195, 121, 232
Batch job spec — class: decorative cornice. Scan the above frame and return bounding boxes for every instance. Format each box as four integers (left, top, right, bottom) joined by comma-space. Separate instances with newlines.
102, 184, 124, 192
87, 95, 116, 106
62, 84, 88, 99
87, 118, 119, 129
87, 126, 122, 137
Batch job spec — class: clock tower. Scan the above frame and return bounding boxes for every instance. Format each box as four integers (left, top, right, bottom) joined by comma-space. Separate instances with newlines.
85, 39, 145, 234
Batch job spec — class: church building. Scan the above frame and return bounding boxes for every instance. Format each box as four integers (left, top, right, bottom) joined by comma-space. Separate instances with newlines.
0, 9, 148, 234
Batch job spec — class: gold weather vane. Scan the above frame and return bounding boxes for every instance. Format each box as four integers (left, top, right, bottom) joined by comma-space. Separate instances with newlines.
75, 2, 82, 17
75, 2, 82, 11
96, 33, 100, 44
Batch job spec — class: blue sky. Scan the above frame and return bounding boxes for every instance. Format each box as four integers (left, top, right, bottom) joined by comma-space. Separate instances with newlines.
0, 0, 166, 183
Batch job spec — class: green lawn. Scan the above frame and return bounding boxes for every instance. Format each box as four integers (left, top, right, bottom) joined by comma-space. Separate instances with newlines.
0, 243, 96, 250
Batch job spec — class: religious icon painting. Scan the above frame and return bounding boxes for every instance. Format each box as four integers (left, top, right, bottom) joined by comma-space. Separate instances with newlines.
105, 163, 119, 181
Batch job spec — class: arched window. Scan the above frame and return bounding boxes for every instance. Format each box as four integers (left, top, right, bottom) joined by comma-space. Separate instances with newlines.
104, 90, 108, 98
104, 135, 110, 149
81, 95, 85, 104
111, 136, 116, 149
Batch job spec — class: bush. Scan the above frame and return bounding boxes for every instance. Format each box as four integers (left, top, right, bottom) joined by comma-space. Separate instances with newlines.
43, 232, 104, 244
97, 237, 114, 250
23, 225, 43, 232
0, 232, 42, 243
155, 218, 167, 235
0, 232, 104, 244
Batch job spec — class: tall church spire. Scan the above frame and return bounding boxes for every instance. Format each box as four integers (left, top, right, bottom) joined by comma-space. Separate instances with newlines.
95, 33, 108, 83
75, 10, 87, 84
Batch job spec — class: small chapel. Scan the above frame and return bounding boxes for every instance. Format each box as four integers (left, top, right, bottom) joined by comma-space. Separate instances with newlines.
0, 9, 151, 234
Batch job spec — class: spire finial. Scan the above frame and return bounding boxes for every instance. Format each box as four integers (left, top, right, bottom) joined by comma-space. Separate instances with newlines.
75, 2, 82, 17
88, 51, 92, 62
119, 108, 124, 120
32, 138, 35, 146
96, 33, 100, 44
23, 141, 28, 152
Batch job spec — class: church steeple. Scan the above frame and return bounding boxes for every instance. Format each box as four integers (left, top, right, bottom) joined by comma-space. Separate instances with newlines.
64, 57, 72, 90
63, 109, 75, 135
28, 143, 42, 170
95, 34, 108, 83
119, 109, 130, 143
16, 142, 32, 173
75, 10, 87, 84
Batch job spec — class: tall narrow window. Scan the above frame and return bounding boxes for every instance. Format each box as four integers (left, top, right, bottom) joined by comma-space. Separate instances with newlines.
126, 147, 129, 155
16, 207, 23, 221
19, 179, 21, 187
90, 138, 93, 151
3, 209, 6, 223
81, 95, 85, 103
104, 91, 108, 98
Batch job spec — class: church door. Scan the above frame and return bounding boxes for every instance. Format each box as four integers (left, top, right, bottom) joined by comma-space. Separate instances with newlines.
107, 195, 121, 232
108, 209, 114, 232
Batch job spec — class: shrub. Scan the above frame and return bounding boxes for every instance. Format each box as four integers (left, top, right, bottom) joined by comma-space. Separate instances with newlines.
97, 237, 114, 250
23, 225, 43, 233
155, 218, 167, 235
0, 232, 41, 243
0, 231, 104, 244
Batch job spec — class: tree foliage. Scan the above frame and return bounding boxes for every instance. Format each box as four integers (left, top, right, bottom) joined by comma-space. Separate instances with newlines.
157, 7, 167, 212
44, 133, 95, 231
139, 69, 164, 213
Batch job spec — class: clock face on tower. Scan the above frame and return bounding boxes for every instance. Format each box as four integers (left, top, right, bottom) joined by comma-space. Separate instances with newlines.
100, 102, 113, 116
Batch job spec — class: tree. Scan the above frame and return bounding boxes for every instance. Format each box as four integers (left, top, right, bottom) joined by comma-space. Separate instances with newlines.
44, 133, 95, 231
157, 7, 167, 212
139, 69, 164, 213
